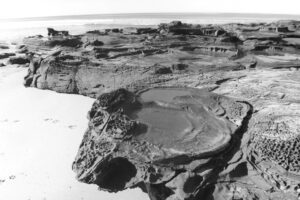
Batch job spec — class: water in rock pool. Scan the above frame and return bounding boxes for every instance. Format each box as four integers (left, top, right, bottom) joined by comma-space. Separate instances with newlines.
139, 88, 192, 103
133, 88, 232, 154
135, 107, 192, 146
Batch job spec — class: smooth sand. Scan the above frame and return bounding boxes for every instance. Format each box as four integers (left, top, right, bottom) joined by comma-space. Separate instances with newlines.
0, 66, 148, 200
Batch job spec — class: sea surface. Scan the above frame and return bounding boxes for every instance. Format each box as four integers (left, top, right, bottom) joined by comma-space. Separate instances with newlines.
1, 13, 300, 42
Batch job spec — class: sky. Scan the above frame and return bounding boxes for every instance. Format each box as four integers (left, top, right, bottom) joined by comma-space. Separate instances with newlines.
1, 0, 300, 19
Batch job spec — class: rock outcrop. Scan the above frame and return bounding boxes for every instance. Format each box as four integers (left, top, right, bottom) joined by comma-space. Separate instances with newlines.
248, 105, 300, 191
72, 87, 250, 200
0, 44, 9, 49
18, 20, 300, 199
21, 22, 247, 97
47, 28, 69, 37
159, 21, 227, 36
7, 56, 30, 65
0, 53, 15, 59
214, 67, 300, 200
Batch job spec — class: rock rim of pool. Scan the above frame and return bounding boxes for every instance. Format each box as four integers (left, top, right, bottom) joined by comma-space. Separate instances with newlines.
72, 87, 250, 199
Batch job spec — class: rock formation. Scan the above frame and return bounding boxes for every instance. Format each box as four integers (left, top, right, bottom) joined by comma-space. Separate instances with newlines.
72, 87, 251, 200
18, 20, 300, 199
0, 44, 9, 49
7, 56, 30, 65
0, 53, 15, 59
47, 28, 69, 37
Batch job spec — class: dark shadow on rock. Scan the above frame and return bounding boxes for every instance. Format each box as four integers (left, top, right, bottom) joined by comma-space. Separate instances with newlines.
194, 102, 253, 198
196, 184, 215, 200
144, 183, 175, 200
131, 123, 148, 137
229, 161, 248, 178
94, 157, 137, 191
183, 175, 204, 193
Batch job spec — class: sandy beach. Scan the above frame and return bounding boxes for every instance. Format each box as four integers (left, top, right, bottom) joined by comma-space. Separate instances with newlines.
0, 66, 148, 200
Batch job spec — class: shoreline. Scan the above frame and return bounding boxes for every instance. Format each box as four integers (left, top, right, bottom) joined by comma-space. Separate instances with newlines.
2, 13, 300, 43
1, 18, 300, 199
0, 66, 148, 200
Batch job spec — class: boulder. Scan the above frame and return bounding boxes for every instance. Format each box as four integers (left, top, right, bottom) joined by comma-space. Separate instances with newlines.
16, 44, 26, 49
137, 28, 158, 34
72, 88, 250, 200
154, 65, 172, 74
172, 63, 188, 70
0, 44, 9, 49
91, 40, 104, 46
47, 28, 69, 37
23, 35, 82, 51
0, 53, 15, 59
159, 21, 227, 36
47, 38, 82, 48
86, 30, 104, 35
7, 56, 30, 65
16, 46, 29, 54
105, 28, 121, 33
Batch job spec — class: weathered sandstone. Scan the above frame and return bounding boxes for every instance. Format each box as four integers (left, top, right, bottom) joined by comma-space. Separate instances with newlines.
19, 20, 300, 199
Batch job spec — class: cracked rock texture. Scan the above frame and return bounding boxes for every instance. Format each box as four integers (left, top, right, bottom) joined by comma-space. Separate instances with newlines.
18, 21, 300, 199
72, 88, 250, 200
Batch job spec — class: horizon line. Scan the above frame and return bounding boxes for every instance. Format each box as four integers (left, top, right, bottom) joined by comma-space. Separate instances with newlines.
1, 12, 300, 22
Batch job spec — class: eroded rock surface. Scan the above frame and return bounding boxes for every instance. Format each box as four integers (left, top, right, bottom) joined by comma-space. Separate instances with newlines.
18, 20, 300, 199
72, 87, 250, 200
214, 69, 300, 200
22, 20, 300, 97
7, 56, 30, 65
0, 53, 15, 59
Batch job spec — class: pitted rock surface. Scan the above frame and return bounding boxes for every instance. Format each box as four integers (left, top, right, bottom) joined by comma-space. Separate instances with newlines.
247, 104, 300, 194
18, 20, 300, 199
72, 87, 250, 199
214, 69, 300, 199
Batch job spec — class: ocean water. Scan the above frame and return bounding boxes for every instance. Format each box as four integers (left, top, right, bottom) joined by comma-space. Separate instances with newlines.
1, 13, 300, 42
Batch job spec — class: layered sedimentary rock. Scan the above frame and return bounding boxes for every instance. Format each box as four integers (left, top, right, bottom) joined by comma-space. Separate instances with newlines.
7, 56, 30, 65
0, 53, 15, 59
18, 20, 300, 199
0, 44, 9, 49
214, 67, 300, 200
248, 105, 300, 189
72, 87, 250, 200
22, 21, 300, 98
158, 21, 227, 36
22, 21, 248, 97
